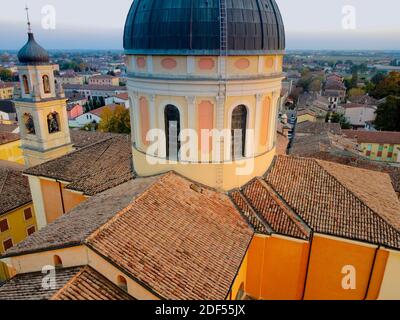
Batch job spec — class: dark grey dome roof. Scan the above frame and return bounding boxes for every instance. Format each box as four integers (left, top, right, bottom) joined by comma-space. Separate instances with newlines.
18, 33, 50, 64
123, 0, 285, 55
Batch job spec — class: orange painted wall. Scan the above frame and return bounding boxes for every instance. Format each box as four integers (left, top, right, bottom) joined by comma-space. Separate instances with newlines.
366, 249, 389, 300
260, 97, 271, 146
40, 179, 64, 224
41, 179, 87, 224
304, 235, 377, 300
229, 253, 248, 300
246, 235, 309, 300
261, 236, 309, 300
61, 183, 87, 213
198, 100, 214, 153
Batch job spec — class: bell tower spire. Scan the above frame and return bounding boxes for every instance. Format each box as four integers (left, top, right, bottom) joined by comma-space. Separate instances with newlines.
14, 10, 73, 167
25, 4, 32, 33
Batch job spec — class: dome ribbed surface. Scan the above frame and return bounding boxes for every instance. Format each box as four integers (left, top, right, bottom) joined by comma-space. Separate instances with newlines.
123, 0, 285, 55
18, 33, 50, 64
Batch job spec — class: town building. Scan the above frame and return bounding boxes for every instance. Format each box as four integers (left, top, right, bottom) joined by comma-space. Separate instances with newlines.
88, 75, 119, 87
0, 163, 36, 281
55, 72, 84, 86
72, 104, 120, 128
66, 103, 84, 121
1, 1, 400, 301
342, 103, 377, 129
105, 92, 130, 109
0, 100, 17, 123
343, 130, 400, 163
63, 84, 127, 102
0, 83, 14, 100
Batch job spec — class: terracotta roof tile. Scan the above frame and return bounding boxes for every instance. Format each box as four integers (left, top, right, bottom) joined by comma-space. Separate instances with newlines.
3, 176, 159, 258
0, 267, 82, 300
86, 172, 253, 300
343, 130, 400, 145
24, 135, 134, 196
0, 266, 133, 300
52, 266, 133, 300
0, 132, 19, 145
296, 121, 342, 135
70, 130, 120, 149
0, 166, 31, 216
231, 179, 310, 240
265, 156, 400, 249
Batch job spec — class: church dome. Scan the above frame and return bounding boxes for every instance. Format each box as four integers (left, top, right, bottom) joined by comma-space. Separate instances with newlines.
18, 33, 50, 64
123, 0, 285, 55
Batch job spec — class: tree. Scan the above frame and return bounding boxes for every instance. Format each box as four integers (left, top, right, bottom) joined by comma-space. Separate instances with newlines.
330, 112, 352, 129
348, 88, 365, 100
371, 72, 400, 99
374, 96, 400, 131
98, 106, 131, 134
371, 72, 386, 86
0, 68, 13, 81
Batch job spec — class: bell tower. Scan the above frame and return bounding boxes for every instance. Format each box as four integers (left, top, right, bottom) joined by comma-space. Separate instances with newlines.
14, 7, 72, 167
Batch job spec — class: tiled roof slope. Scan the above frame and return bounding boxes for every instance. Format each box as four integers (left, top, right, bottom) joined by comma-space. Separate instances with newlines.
52, 266, 134, 300
0, 132, 19, 145
3, 176, 159, 258
296, 121, 342, 135
0, 266, 133, 300
265, 156, 400, 249
87, 172, 253, 300
231, 179, 310, 240
24, 135, 134, 196
0, 267, 81, 300
343, 130, 400, 145
70, 130, 120, 149
0, 166, 32, 216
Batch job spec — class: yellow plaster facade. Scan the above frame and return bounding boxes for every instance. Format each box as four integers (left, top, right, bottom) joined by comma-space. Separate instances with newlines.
0, 139, 24, 164
127, 54, 283, 190
0, 203, 36, 280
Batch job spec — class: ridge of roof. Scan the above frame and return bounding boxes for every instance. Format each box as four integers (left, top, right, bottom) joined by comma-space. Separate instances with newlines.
258, 178, 312, 239
315, 159, 400, 235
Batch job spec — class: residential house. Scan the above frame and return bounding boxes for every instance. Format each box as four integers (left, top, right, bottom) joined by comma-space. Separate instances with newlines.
73, 104, 119, 128
343, 103, 377, 129
55, 73, 84, 86
0, 132, 23, 165
89, 75, 119, 87
0, 83, 14, 100
105, 92, 130, 109
63, 84, 127, 102
343, 130, 400, 163
67, 104, 84, 121
0, 163, 36, 281
0, 100, 17, 122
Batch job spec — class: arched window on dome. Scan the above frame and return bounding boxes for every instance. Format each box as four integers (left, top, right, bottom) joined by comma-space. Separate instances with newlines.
22, 75, 30, 94
23, 113, 35, 135
42, 75, 51, 94
47, 112, 60, 134
117, 275, 128, 292
164, 105, 181, 160
231, 105, 247, 160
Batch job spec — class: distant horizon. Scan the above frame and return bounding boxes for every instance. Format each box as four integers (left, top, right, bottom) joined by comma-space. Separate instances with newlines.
1, 0, 400, 51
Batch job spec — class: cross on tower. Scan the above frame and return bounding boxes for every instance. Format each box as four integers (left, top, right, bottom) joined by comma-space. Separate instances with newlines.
25, 5, 32, 33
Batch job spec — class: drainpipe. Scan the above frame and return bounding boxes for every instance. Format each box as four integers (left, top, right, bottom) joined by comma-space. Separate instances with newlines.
57, 180, 66, 214
364, 246, 380, 300
301, 231, 314, 300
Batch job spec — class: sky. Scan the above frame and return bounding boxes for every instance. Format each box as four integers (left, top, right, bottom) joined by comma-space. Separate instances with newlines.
0, 0, 399, 50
